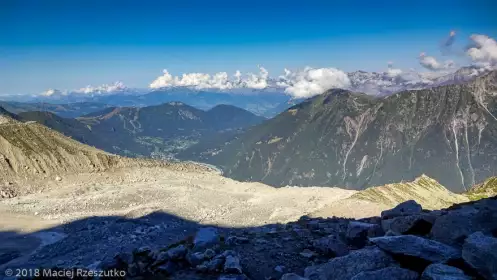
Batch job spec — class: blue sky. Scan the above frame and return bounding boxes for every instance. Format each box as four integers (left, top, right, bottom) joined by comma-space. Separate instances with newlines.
0, 0, 496, 95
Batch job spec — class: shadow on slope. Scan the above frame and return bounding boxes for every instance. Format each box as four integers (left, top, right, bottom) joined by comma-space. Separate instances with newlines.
0, 211, 328, 279
1, 195, 496, 280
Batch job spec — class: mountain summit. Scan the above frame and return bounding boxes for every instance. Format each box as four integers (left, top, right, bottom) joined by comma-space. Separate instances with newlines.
212, 71, 497, 192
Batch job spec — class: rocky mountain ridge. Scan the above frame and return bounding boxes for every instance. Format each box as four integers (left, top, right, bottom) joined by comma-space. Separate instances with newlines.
347, 66, 492, 96
212, 71, 497, 192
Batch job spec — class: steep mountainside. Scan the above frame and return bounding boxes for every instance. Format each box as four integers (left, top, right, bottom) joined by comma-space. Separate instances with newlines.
16, 111, 121, 159
0, 109, 218, 198
0, 117, 151, 188
466, 176, 497, 200
310, 174, 469, 218
19, 102, 265, 160
0, 106, 21, 124
349, 175, 468, 209
212, 71, 497, 192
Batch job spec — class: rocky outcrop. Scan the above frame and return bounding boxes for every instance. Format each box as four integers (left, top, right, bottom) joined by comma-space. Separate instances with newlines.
421, 264, 471, 280
380, 200, 423, 219
350, 267, 419, 280
369, 235, 460, 263
43, 196, 493, 280
462, 232, 497, 279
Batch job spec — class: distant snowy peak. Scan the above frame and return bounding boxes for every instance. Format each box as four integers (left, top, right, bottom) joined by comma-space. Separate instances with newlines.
40, 89, 64, 97
432, 66, 494, 85
73, 81, 128, 95
32, 66, 495, 103
347, 65, 494, 96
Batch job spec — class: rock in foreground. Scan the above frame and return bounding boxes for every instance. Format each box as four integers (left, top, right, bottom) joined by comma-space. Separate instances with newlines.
6, 195, 496, 280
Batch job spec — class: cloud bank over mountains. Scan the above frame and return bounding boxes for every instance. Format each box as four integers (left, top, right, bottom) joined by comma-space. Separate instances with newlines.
418, 52, 455, 71
466, 34, 497, 66
149, 67, 270, 91
38, 33, 497, 100
40, 82, 128, 97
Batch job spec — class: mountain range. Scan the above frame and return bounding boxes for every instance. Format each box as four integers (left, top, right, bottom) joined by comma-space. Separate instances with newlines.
13, 89, 294, 118
209, 71, 497, 192
16, 103, 265, 160
3, 66, 492, 119
346, 66, 493, 96
2, 67, 496, 193
0, 101, 112, 118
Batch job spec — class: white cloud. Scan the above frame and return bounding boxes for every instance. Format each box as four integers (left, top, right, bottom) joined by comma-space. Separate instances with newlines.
149, 67, 269, 90
418, 52, 455, 71
242, 66, 269, 89
466, 34, 497, 66
385, 62, 403, 78
73, 81, 127, 95
234, 70, 242, 84
40, 89, 65, 97
151, 71, 234, 90
282, 67, 351, 98
175, 72, 233, 89
149, 66, 349, 97
149, 70, 175, 89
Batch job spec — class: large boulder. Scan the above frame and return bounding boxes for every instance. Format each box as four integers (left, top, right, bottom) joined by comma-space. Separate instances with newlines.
166, 244, 187, 260
312, 235, 349, 257
462, 232, 497, 280
382, 214, 436, 236
351, 266, 419, 280
381, 200, 422, 219
304, 247, 397, 280
186, 252, 206, 266
346, 222, 384, 247
430, 208, 497, 246
194, 227, 220, 251
224, 255, 243, 274
421, 263, 472, 280
369, 235, 460, 263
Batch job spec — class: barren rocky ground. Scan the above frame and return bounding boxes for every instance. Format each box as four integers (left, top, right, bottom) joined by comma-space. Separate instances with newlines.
0, 164, 478, 279
0, 166, 358, 231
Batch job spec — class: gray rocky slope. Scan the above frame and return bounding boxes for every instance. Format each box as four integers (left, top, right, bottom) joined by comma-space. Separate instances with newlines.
1, 196, 495, 280
212, 71, 497, 192
0, 112, 211, 198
